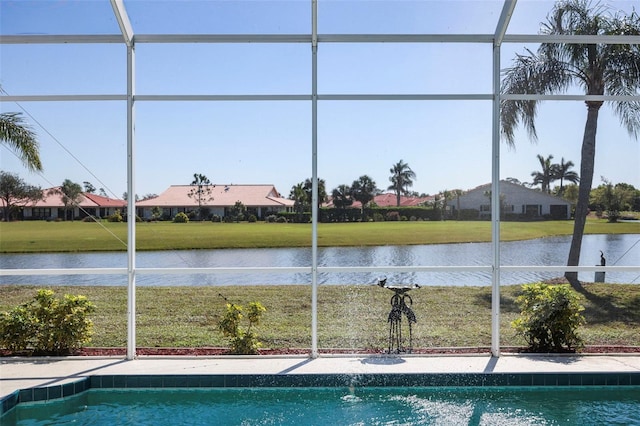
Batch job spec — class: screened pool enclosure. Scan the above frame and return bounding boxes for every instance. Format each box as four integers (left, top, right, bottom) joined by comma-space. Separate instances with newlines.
1, 0, 639, 359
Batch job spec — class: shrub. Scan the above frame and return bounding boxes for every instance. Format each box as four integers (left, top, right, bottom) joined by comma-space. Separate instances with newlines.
373, 212, 385, 222
230, 201, 246, 223
0, 289, 95, 355
218, 299, 266, 355
386, 211, 400, 221
265, 215, 278, 223
211, 215, 222, 223
199, 208, 211, 220
151, 206, 162, 221
276, 216, 288, 223
107, 210, 123, 222
511, 283, 585, 352
248, 214, 257, 223
369, 206, 439, 221
173, 212, 189, 223
457, 209, 480, 220
0, 305, 34, 352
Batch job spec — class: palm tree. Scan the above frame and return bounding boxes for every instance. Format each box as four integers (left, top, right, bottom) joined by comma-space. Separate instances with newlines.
351, 175, 379, 219
531, 154, 556, 194
49, 179, 84, 221
0, 112, 43, 172
554, 157, 580, 196
331, 184, 353, 222
289, 182, 308, 222
501, 0, 640, 288
303, 177, 328, 209
388, 160, 416, 207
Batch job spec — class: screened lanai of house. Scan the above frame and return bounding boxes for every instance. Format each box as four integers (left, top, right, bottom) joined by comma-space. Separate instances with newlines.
1, 0, 638, 359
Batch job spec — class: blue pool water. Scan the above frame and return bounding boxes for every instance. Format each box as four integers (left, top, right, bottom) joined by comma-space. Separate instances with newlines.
5, 386, 640, 425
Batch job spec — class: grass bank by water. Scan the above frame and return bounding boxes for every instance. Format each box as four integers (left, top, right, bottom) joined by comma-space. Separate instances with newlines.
1, 283, 638, 350
1, 218, 638, 253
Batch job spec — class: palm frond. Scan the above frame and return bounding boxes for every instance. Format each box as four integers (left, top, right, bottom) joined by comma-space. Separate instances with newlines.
500, 50, 571, 145
0, 112, 43, 172
602, 11, 640, 139
611, 100, 640, 139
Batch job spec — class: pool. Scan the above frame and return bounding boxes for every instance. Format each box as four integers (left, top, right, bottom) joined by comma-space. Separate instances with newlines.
2, 373, 640, 425
4, 386, 640, 425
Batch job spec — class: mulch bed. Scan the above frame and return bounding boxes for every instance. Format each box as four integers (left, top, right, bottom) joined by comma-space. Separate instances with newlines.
70, 345, 640, 356
3, 346, 639, 357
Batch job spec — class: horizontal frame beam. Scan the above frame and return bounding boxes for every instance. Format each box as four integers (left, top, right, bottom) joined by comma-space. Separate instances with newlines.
4, 94, 637, 103
501, 94, 640, 101
0, 35, 124, 44
135, 34, 311, 43
3, 34, 639, 46
2, 265, 635, 277
0, 95, 127, 102
135, 95, 311, 101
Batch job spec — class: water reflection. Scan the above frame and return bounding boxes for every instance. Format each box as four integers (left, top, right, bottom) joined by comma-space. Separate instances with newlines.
1, 234, 638, 286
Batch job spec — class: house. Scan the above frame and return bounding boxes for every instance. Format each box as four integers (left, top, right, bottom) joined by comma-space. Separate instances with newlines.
452, 181, 572, 220
369, 193, 435, 207
135, 184, 294, 220
323, 193, 435, 209
14, 188, 126, 221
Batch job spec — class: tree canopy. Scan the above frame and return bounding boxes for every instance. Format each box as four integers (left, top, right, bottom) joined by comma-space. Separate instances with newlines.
48, 179, 83, 221
388, 160, 416, 207
187, 173, 214, 220
0, 171, 43, 221
501, 0, 640, 287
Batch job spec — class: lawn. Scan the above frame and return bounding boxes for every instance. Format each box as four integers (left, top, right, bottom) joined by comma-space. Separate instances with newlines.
2, 218, 637, 352
1, 283, 638, 350
1, 218, 638, 253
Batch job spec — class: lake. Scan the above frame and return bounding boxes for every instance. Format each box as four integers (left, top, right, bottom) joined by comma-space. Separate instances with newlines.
1, 234, 638, 286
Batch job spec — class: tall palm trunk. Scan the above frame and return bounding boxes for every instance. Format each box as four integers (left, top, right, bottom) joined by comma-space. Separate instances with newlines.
565, 101, 602, 288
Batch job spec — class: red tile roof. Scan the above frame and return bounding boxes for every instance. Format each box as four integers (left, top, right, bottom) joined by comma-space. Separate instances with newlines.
23, 188, 125, 208
136, 184, 294, 208
324, 193, 435, 208
82, 192, 127, 208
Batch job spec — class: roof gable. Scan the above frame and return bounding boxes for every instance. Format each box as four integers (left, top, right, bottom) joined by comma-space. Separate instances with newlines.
324, 193, 434, 208
19, 188, 126, 208
460, 181, 571, 204
136, 184, 293, 207
83, 193, 126, 208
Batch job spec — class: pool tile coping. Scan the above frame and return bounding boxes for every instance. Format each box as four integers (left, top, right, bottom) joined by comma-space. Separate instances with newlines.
3, 371, 640, 417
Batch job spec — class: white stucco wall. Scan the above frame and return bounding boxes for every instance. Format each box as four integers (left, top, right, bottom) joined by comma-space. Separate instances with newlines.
454, 182, 571, 219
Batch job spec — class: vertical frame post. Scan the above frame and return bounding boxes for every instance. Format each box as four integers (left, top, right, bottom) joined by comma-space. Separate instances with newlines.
491, 44, 501, 357
310, 0, 319, 359
126, 43, 136, 360
491, 0, 516, 358
110, 0, 137, 362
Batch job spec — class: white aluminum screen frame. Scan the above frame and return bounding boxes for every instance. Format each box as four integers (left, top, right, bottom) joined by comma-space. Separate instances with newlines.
1, 0, 639, 360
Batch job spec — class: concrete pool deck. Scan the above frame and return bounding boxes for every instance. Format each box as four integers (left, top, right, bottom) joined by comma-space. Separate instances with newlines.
3, 353, 640, 399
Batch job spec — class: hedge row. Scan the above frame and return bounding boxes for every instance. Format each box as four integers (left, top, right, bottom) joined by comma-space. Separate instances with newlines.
279, 207, 445, 223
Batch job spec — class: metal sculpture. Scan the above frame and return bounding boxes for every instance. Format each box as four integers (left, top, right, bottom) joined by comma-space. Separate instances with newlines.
377, 278, 420, 354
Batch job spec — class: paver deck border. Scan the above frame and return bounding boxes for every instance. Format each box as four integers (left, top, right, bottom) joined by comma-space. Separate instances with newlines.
3, 354, 640, 417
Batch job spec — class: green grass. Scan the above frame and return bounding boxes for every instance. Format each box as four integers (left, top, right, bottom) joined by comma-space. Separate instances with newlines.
2, 218, 637, 351
1, 218, 638, 253
1, 284, 638, 350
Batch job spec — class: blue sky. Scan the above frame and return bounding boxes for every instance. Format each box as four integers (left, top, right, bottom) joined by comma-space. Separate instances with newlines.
1, 0, 638, 200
